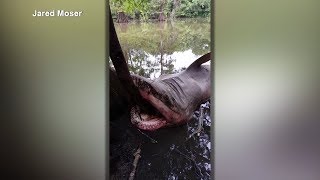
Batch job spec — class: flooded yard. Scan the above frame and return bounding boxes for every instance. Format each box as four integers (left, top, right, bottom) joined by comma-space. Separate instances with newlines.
110, 18, 212, 179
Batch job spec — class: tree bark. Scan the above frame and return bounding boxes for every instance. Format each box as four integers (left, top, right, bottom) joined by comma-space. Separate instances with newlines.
116, 11, 129, 23
158, 12, 166, 21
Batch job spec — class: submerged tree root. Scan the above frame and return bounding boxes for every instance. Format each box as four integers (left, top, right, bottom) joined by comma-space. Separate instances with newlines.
129, 147, 141, 180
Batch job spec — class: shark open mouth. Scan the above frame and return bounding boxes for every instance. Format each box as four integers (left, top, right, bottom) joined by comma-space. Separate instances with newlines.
130, 105, 169, 131
130, 75, 184, 131
129, 52, 211, 131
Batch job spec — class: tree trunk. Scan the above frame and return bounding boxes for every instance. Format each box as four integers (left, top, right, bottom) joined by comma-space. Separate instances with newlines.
170, 0, 180, 20
158, 12, 166, 21
116, 11, 128, 23
158, 0, 166, 21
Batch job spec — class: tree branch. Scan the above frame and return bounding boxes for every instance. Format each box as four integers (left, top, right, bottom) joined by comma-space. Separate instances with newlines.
109, 6, 145, 107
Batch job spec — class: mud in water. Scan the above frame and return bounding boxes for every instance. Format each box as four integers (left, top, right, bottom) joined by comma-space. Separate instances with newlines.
110, 101, 211, 180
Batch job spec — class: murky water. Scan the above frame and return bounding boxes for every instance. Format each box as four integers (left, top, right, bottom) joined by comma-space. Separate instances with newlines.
111, 18, 211, 179
114, 18, 210, 79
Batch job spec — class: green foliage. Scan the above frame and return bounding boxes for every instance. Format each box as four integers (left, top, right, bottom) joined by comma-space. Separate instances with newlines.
110, 0, 151, 20
175, 0, 210, 18
110, 0, 211, 20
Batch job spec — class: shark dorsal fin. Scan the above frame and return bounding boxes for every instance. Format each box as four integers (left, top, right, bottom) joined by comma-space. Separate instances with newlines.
187, 52, 211, 70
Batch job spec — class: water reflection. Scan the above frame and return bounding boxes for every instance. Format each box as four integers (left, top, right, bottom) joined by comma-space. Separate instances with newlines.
114, 18, 210, 78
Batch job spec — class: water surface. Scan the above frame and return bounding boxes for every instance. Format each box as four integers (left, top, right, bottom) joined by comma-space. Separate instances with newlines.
114, 18, 211, 78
